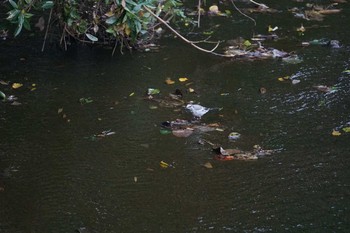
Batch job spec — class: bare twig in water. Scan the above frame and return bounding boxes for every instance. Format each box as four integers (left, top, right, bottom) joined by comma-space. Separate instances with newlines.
250, 0, 269, 9
230, 0, 256, 26
197, 0, 201, 28
143, 6, 232, 57
41, 8, 53, 52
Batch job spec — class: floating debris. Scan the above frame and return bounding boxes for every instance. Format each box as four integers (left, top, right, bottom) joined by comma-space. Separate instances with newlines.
160, 161, 175, 168
79, 97, 93, 105
85, 129, 116, 141
202, 162, 213, 169
228, 132, 241, 140
212, 145, 278, 161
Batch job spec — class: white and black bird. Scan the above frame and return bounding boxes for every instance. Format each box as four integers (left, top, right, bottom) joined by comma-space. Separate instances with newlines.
186, 103, 221, 119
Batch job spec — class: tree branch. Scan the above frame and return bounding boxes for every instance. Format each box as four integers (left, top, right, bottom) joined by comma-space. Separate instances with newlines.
250, 0, 269, 9
41, 8, 53, 52
143, 6, 233, 57
230, 0, 256, 26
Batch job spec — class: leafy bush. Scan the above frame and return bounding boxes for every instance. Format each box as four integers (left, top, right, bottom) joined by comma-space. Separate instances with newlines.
3, 0, 186, 49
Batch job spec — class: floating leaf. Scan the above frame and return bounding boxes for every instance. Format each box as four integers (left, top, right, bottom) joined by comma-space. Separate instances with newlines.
188, 88, 195, 93
58, 108, 63, 114
79, 97, 93, 105
277, 76, 290, 82
165, 78, 175, 85
343, 69, 350, 74
172, 129, 193, 137
11, 101, 21, 106
332, 130, 341, 136
134, 176, 138, 182
209, 5, 219, 14
149, 105, 158, 110
160, 129, 172, 135
342, 127, 350, 133
0, 80, 9, 85
12, 83, 23, 89
179, 77, 188, 82
0, 91, 6, 100
147, 88, 160, 95
129, 92, 135, 96
296, 24, 306, 33
203, 31, 214, 35
202, 162, 213, 169
160, 161, 169, 168
225, 10, 232, 15
228, 132, 241, 140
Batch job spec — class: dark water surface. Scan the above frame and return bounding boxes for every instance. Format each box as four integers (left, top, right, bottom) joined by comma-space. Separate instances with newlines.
1, 1, 350, 232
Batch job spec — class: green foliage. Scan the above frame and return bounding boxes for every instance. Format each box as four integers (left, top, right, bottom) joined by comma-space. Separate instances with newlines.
3, 0, 187, 49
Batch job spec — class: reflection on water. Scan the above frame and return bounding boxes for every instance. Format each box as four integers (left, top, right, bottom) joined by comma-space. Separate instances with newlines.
1, 2, 350, 233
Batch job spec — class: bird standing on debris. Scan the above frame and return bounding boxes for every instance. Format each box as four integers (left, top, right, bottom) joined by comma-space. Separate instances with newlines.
186, 103, 212, 119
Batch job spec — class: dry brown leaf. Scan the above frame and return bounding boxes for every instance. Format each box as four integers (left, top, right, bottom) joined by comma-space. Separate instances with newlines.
165, 78, 175, 85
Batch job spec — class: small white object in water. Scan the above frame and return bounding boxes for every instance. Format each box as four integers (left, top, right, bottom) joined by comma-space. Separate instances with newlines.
186, 104, 211, 119
292, 79, 301, 85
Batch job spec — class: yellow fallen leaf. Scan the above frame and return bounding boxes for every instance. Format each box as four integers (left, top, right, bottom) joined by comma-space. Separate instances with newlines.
129, 92, 135, 96
278, 76, 290, 81
165, 78, 175, 85
179, 77, 188, 82
160, 161, 169, 168
332, 130, 341, 136
188, 88, 195, 93
12, 83, 23, 89
209, 5, 219, 14
297, 24, 306, 33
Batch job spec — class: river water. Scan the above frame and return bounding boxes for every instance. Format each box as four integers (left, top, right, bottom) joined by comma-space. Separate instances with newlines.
1, 1, 350, 232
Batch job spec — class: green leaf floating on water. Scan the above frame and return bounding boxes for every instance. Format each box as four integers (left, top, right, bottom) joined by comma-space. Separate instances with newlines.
342, 127, 350, 133
0, 91, 6, 100
160, 129, 172, 135
79, 97, 93, 105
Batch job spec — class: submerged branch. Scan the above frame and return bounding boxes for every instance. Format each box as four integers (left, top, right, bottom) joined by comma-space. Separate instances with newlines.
143, 6, 232, 57
230, 0, 256, 26
250, 0, 269, 9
